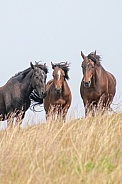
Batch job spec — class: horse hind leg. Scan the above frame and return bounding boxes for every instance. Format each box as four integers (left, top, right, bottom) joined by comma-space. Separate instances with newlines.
97, 94, 113, 115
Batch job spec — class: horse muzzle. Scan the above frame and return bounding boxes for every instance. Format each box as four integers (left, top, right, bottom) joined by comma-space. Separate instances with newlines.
55, 88, 62, 94
83, 81, 91, 88
35, 89, 47, 99
40, 91, 47, 99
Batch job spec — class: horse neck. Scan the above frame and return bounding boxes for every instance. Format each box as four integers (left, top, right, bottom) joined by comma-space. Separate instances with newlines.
19, 70, 33, 95
94, 65, 106, 85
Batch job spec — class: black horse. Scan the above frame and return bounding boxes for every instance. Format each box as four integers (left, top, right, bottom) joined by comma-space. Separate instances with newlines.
0, 62, 48, 127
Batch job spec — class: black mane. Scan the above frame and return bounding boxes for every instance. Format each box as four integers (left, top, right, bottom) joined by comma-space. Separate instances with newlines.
52, 62, 70, 80
87, 52, 101, 65
8, 68, 31, 83
11, 62, 48, 80
35, 62, 48, 74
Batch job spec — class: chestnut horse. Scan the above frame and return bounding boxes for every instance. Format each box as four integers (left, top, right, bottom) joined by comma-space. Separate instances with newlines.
0, 62, 48, 127
44, 62, 72, 121
80, 51, 116, 116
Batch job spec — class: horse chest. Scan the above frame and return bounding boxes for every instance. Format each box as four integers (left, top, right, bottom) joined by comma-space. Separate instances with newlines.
82, 88, 100, 102
55, 98, 66, 105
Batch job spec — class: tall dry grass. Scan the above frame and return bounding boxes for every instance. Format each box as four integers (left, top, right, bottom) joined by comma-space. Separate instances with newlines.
0, 113, 122, 184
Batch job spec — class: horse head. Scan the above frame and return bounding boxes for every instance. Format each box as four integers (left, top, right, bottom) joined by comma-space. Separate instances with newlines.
30, 62, 47, 99
51, 62, 65, 94
81, 51, 96, 88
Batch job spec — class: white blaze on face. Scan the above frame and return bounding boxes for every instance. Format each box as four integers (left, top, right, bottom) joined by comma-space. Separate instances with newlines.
57, 70, 61, 80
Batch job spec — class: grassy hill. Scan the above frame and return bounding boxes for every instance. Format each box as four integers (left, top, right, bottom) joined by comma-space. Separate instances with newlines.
0, 113, 122, 184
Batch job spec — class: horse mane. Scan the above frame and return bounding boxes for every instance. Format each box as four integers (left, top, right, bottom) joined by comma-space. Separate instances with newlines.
52, 62, 70, 80
11, 62, 48, 80
87, 52, 101, 66
35, 61, 48, 74
8, 68, 30, 82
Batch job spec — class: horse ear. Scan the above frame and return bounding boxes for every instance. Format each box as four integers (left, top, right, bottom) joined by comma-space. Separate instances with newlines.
81, 51, 85, 59
65, 62, 67, 66
94, 50, 96, 57
35, 61, 38, 65
51, 62, 55, 69
30, 62, 35, 70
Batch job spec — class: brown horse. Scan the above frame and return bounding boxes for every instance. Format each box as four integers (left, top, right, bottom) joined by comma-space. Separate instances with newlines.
0, 62, 48, 127
80, 51, 116, 116
44, 62, 72, 121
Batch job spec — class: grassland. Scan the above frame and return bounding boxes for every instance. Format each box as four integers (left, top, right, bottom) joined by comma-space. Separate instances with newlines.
0, 113, 122, 184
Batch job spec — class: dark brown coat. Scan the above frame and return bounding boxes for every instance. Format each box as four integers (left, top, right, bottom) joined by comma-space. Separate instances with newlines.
80, 51, 116, 116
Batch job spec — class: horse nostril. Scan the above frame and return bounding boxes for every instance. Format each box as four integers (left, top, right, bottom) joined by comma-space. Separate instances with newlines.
83, 81, 91, 87
55, 88, 61, 94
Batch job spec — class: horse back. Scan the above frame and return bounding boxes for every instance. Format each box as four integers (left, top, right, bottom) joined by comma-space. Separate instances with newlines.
0, 86, 6, 114
106, 71, 116, 96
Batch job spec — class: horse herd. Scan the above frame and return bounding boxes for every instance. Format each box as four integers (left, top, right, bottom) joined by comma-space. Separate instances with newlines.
0, 51, 116, 127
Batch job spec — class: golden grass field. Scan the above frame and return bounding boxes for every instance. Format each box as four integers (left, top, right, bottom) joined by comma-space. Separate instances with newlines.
0, 113, 122, 184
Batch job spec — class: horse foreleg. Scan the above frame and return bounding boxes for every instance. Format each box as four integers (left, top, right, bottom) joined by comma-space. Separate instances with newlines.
7, 112, 15, 128
85, 102, 95, 117
62, 113, 66, 122
85, 103, 91, 117
45, 111, 50, 122
45, 106, 55, 122
15, 111, 25, 127
7, 119, 14, 128
61, 105, 69, 122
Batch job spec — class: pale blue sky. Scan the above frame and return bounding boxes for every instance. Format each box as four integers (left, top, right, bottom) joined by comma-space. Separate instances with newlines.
0, 0, 122, 126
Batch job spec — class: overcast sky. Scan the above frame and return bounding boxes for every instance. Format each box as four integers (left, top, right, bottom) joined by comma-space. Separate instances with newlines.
0, 0, 122, 126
